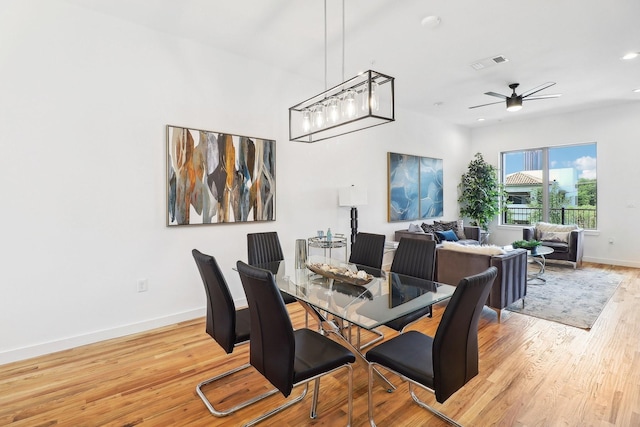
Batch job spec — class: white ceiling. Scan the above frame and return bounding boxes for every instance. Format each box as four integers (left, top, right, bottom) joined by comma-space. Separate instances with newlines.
64, 0, 640, 128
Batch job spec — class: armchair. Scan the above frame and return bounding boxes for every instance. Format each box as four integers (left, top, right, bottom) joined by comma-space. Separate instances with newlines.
523, 222, 584, 268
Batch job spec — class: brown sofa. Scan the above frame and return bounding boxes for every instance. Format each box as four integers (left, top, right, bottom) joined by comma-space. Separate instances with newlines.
435, 245, 528, 321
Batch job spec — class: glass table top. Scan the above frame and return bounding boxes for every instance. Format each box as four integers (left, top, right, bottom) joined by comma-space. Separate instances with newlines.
529, 245, 554, 257
255, 255, 456, 330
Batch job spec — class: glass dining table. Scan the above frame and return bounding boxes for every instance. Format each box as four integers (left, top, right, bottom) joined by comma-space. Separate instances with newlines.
254, 255, 456, 390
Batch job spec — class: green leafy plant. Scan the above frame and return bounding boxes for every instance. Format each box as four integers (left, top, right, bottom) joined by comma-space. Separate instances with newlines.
458, 152, 507, 232
512, 240, 542, 250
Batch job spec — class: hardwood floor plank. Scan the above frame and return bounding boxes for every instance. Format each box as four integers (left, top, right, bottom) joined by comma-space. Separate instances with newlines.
0, 263, 638, 426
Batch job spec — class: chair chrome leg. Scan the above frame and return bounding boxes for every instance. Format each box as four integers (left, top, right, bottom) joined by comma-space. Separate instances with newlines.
310, 378, 321, 419
409, 383, 462, 427
347, 364, 353, 427
368, 363, 377, 427
368, 362, 461, 427
242, 383, 309, 427
242, 364, 353, 426
196, 362, 279, 417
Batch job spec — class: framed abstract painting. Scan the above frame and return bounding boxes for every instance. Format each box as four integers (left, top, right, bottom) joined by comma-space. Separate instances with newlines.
388, 152, 443, 222
167, 125, 276, 226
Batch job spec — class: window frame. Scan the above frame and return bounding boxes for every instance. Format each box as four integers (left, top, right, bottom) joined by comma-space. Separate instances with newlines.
500, 143, 597, 230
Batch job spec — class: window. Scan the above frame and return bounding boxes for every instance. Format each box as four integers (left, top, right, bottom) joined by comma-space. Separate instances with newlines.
501, 143, 597, 229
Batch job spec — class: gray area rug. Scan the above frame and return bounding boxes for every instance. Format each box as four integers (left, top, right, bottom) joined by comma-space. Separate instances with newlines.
506, 264, 623, 329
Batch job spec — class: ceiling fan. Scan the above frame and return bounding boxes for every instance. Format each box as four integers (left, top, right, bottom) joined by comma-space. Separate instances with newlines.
469, 82, 561, 112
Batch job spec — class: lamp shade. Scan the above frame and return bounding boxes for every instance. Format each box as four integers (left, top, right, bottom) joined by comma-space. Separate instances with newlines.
339, 186, 368, 207
506, 96, 523, 112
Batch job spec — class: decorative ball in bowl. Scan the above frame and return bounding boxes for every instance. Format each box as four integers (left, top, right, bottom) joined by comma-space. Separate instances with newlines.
512, 240, 542, 250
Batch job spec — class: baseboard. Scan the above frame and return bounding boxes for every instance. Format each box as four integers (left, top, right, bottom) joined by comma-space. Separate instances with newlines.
582, 256, 640, 269
0, 307, 206, 366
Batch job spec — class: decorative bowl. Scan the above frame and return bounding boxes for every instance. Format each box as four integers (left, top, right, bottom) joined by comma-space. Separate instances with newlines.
306, 263, 373, 286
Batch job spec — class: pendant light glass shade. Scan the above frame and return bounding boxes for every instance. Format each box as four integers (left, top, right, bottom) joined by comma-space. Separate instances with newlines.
289, 70, 395, 143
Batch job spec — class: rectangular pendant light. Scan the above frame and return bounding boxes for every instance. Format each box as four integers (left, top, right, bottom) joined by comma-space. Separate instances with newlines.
289, 70, 395, 143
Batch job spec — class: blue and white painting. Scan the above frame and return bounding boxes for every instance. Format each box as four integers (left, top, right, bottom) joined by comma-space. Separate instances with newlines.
388, 152, 443, 222
419, 156, 443, 218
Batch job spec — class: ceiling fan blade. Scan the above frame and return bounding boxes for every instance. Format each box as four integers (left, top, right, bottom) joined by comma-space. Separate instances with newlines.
521, 82, 556, 98
469, 100, 504, 109
484, 91, 508, 99
524, 94, 562, 101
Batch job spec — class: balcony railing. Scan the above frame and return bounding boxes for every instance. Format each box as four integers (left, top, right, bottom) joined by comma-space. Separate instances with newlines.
503, 206, 597, 229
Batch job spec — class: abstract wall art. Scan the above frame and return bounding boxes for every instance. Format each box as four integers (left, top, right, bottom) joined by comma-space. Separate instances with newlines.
167, 125, 275, 226
388, 152, 443, 222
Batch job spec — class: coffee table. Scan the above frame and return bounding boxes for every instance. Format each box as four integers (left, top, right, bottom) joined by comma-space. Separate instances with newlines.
527, 245, 554, 284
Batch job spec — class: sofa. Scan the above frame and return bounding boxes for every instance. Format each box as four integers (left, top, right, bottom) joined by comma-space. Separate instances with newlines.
522, 222, 584, 268
434, 242, 528, 321
395, 220, 481, 245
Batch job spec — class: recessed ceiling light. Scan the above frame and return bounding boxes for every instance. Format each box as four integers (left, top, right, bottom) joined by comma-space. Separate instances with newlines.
477, 118, 485, 122
622, 52, 639, 60
421, 15, 441, 28
634, 88, 640, 93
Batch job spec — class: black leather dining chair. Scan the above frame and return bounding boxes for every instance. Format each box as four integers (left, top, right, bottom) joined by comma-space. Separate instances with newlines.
366, 266, 498, 426
191, 249, 278, 417
348, 232, 386, 278
236, 260, 356, 426
344, 232, 386, 349
247, 231, 297, 304
383, 238, 437, 332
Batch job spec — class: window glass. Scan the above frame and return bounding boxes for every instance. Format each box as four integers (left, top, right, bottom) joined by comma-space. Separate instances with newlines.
502, 144, 597, 229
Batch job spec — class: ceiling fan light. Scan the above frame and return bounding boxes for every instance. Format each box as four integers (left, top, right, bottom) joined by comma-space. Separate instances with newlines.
506, 97, 523, 112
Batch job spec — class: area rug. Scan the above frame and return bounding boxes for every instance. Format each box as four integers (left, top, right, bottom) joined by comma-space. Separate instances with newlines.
506, 264, 623, 329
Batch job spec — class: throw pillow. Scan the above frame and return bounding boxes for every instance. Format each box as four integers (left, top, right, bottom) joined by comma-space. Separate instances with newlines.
408, 223, 424, 233
535, 222, 578, 240
441, 241, 506, 255
421, 223, 441, 243
456, 219, 466, 240
435, 229, 459, 242
434, 220, 457, 232
540, 231, 570, 243
435, 220, 466, 239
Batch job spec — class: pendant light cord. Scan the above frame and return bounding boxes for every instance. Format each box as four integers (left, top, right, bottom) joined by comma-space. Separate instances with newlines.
324, 0, 327, 91
342, 0, 345, 82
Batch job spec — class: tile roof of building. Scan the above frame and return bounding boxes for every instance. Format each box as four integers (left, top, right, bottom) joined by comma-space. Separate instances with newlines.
505, 171, 542, 186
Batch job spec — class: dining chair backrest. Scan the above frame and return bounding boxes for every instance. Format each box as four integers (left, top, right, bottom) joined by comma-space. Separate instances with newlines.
192, 249, 237, 354
247, 232, 284, 265
390, 238, 436, 280
432, 266, 497, 402
348, 232, 385, 276
236, 261, 296, 397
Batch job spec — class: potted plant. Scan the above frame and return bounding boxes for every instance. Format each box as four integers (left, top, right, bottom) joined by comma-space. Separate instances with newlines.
458, 152, 506, 232
512, 239, 542, 251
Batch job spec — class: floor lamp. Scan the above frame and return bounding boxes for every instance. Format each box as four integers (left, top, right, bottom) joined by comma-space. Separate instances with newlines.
339, 185, 368, 245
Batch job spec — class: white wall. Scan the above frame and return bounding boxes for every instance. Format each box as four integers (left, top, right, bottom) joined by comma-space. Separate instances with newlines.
471, 103, 640, 268
0, 1, 471, 364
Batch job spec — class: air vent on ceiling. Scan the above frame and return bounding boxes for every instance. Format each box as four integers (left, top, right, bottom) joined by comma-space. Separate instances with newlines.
470, 55, 509, 71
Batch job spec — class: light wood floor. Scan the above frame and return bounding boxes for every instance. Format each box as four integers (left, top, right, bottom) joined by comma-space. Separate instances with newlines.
1, 263, 639, 426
